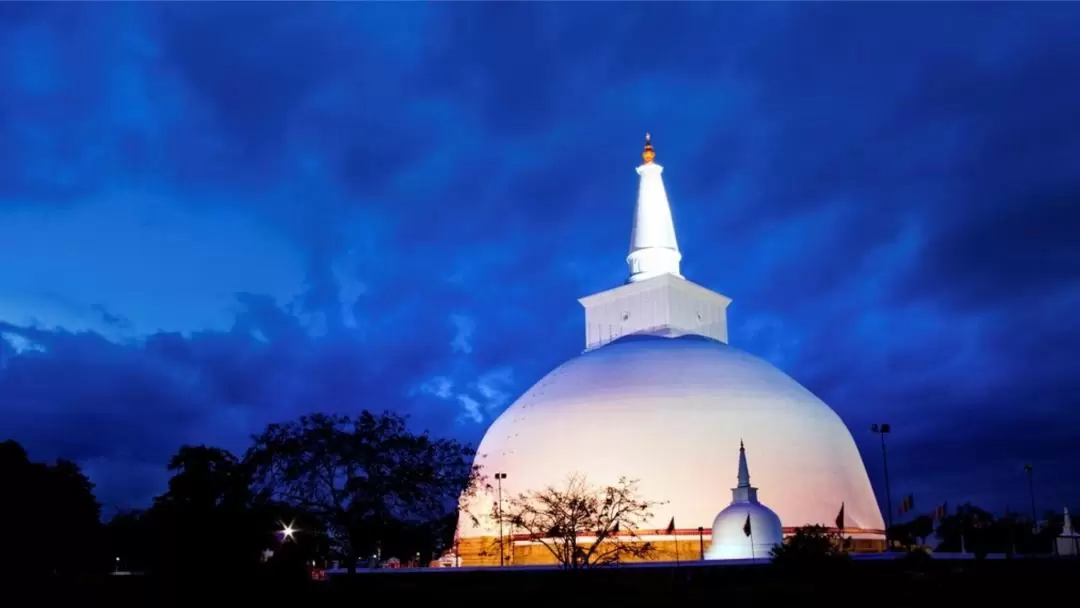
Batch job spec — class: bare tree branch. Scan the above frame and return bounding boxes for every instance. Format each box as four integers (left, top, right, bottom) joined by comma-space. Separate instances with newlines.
495, 475, 662, 569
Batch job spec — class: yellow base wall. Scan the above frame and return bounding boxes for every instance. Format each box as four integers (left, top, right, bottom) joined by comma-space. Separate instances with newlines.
456, 535, 885, 567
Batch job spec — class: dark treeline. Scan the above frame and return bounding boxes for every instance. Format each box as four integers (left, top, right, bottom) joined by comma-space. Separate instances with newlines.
1, 409, 1073, 584
0, 410, 477, 581
888, 505, 1069, 557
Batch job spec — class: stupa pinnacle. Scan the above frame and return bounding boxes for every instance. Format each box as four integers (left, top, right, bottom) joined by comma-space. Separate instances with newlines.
628, 133, 682, 283
577, 133, 732, 351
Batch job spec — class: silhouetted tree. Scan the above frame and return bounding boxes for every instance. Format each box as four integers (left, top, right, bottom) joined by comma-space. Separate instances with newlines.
246, 411, 478, 573
495, 475, 658, 569
159, 445, 251, 509
770, 525, 850, 569
144, 444, 295, 579
927, 502, 1071, 557
0, 440, 101, 577
890, 514, 935, 547
104, 509, 151, 573
935, 503, 994, 555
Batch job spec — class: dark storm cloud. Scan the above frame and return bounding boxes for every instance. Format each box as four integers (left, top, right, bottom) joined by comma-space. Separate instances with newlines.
0, 292, 471, 506
1, 2, 1079, 516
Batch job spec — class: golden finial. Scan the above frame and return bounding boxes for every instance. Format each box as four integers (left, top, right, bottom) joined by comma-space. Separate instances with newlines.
642, 132, 655, 164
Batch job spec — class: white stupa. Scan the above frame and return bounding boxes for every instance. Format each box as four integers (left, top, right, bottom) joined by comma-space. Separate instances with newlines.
706, 441, 783, 560
1056, 507, 1078, 556
455, 134, 885, 566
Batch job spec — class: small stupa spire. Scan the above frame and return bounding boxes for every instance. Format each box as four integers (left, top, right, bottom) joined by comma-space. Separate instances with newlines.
1064, 507, 1075, 536
731, 440, 759, 503
627, 132, 682, 283
737, 439, 750, 488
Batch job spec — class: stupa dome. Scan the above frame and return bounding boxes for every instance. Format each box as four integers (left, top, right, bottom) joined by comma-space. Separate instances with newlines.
708, 502, 783, 560
458, 334, 885, 546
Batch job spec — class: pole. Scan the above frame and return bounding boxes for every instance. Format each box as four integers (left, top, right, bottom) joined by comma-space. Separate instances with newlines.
670, 523, 680, 567
880, 430, 894, 537
697, 526, 705, 560
616, 528, 621, 568
496, 472, 507, 566
872, 424, 894, 546
1006, 506, 1016, 557
1025, 465, 1037, 532
749, 512, 756, 562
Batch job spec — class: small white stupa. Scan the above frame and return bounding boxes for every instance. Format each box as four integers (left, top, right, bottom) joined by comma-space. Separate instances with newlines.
706, 441, 784, 560
1056, 507, 1078, 556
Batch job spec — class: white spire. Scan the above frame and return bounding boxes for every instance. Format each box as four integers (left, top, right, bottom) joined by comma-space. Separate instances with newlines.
627, 133, 682, 283
1064, 507, 1075, 536
737, 439, 751, 488
731, 440, 759, 504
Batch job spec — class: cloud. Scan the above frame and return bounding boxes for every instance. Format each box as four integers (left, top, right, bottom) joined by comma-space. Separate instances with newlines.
449, 314, 476, 355
1, 3, 1079, 516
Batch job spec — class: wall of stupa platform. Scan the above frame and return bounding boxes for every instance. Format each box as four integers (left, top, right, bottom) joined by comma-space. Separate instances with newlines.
457, 532, 885, 567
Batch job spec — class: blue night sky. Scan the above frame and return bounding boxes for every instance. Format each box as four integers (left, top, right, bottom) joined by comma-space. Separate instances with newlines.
2, 3, 1079, 519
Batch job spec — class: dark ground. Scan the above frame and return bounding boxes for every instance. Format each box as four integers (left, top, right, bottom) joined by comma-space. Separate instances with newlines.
22, 557, 1079, 607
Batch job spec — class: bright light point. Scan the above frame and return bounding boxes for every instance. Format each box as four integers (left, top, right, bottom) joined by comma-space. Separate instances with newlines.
279, 520, 299, 541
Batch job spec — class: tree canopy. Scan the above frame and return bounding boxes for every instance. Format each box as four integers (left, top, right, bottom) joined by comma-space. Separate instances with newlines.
141, 444, 283, 578
245, 410, 478, 571
0, 440, 101, 577
769, 524, 851, 569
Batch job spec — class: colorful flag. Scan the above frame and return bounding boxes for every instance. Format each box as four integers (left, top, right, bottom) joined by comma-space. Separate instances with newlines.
934, 502, 947, 521
665, 517, 676, 535
835, 502, 845, 531
743, 513, 752, 537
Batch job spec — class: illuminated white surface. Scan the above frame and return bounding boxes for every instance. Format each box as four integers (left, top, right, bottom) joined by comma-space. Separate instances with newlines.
707, 504, 783, 560
1058, 507, 1078, 556
579, 273, 731, 351
460, 335, 885, 541
627, 157, 681, 283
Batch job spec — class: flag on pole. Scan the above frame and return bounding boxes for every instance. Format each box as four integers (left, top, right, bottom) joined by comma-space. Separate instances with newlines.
899, 494, 915, 515
835, 502, 845, 531
743, 513, 752, 537
934, 502, 947, 521
665, 517, 676, 535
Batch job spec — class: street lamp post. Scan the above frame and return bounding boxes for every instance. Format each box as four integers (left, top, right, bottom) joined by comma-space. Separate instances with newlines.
697, 526, 705, 560
495, 472, 507, 567
870, 424, 894, 544
1024, 464, 1037, 533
